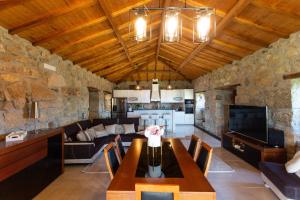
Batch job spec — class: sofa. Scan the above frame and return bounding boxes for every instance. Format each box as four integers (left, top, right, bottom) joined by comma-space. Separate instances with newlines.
63, 118, 145, 164
260, 161, 300, 200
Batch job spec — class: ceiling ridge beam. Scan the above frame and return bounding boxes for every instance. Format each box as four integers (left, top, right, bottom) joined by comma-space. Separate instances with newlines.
155, 0, 171, 77
32, 0, 152, 46
9, 1, 94, 34
97, 0, 133, 66
177, 0, 252, 71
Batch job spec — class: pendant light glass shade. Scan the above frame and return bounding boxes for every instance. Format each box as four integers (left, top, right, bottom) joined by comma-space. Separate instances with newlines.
193, 8, 216, 43
163, 8, 182, 43
130, 9, 151, 42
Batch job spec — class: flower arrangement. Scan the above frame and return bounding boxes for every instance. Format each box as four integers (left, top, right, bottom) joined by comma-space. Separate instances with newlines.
144, 125, 164, 147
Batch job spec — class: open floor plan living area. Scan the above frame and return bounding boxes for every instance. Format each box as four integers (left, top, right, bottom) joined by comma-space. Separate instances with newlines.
0, 0, 300, 200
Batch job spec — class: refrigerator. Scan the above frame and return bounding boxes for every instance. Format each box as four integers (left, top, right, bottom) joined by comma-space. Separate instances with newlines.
111, 98, 127, 119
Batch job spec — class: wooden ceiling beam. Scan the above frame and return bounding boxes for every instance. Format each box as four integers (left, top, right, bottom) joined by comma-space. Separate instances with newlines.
181, 0, 289, 37
32, 0, 152, 46
222, 30, 269, 47
115, 61, 153, 82
205, 46, 242, 60
0, 0, 31, 11
66, 19, 161, 59
251, 0, 300, 20
97, 0, 133, 67
9, 1, 94, 34
158, 59, 191, 81
95, 52, 155, 76
177, 0, 251, 71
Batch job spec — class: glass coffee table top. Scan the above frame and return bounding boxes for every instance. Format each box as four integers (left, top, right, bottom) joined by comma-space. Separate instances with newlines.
135, 141, 184, 178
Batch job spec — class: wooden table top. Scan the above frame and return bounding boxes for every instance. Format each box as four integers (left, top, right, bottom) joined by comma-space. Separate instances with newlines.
107, 138, 215, 200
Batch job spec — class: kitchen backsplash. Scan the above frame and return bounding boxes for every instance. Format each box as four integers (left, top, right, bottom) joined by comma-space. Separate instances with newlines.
128, 102, 184, 111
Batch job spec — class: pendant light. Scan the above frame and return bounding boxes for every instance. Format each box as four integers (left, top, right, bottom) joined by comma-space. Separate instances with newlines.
163, 7, 181, 43
193, 8, 216, 43
136, 81, 141, 90
129, 9, 151, 42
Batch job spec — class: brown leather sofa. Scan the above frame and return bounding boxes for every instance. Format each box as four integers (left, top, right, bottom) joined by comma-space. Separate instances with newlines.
64, 118, 145, 164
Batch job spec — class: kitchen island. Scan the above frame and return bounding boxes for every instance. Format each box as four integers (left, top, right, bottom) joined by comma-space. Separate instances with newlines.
127, 110, 194, 133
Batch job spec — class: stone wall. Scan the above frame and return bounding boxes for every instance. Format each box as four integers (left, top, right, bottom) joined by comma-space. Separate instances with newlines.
0, 27, 113, 134
116, 80, 193, 89
193, 31, 300, 157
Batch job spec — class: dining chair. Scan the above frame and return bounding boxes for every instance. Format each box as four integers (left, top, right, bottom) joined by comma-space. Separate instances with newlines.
104, 143, 120, 180
135, 183, 179, 200
187, 134, 201, 161
114, 134, 125, 163
196, 142, 213, 177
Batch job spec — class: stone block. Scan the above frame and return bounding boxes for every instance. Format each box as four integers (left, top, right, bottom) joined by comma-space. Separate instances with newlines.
47, 74, 66, 88
31, 81, 56, 101
6, 81, 26, 109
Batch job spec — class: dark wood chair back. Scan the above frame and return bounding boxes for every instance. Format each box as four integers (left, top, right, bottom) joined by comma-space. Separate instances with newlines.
114, 135, 125, 163
196, 142, 213, 177
188, 134, 201, 161
104, 143, 120, 180
135, 183, 179, 200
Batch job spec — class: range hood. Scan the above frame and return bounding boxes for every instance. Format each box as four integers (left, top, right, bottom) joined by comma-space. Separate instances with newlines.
151, 79, 160, 101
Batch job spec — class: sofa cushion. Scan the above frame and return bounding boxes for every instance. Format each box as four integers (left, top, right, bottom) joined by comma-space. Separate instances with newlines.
95, 129, 109, 138
123, 124, 135, 134
119, 118, 139, 132
92, 124, 105, 132
260, 162, 300, 199
85, 128, 97, 140
64, 123, 81, 141
77, 131, 91, 141
105, 124, 116, 134
115, 124, 125, 134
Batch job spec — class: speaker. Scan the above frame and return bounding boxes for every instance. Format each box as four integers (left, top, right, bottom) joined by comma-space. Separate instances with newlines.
268, 128, 284, 148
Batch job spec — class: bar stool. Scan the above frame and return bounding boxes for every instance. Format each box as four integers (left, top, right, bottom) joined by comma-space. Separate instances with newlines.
141, 114, 149, 130
163, 113, 172, 134
150, 114, 160, 125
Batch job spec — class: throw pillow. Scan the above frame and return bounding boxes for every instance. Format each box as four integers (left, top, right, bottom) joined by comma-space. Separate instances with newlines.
115, 124, 125, 134
123, 124, 135, 134
77, 131, 90, 141
95, 129, 109, 138
105, 124, 116, 134
92, 124, 104, 131
285, 151, 300, 173
85, 128, 96, 140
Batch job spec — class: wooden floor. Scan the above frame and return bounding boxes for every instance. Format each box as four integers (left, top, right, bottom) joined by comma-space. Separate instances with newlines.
34, 125, 278, 200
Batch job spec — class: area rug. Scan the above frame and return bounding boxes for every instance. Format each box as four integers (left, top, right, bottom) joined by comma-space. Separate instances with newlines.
82, 140, 234, 174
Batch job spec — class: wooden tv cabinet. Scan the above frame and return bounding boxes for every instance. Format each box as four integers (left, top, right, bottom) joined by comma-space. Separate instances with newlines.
222, 132, 286, 168
0, 128, 64, 200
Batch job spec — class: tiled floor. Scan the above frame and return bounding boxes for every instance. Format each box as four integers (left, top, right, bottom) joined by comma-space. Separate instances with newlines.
35, 125, 278, 200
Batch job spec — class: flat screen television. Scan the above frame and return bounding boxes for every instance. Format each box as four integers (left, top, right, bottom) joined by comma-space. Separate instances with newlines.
228, 105, 268, 144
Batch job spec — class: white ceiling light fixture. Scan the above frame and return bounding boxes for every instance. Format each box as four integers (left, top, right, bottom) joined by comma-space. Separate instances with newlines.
193, 8, 216, 43
129, 8, 151, 42
129, 3, 215, 44
163, 7, 181, 43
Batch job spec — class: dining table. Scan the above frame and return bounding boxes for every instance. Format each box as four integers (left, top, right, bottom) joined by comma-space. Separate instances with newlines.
106, 138, 216, 200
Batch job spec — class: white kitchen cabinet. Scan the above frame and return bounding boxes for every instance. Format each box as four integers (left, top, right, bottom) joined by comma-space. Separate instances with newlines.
184, 114, 195, 124
161, 90, 184, 103
113, 90, 129, 98
184, 89, 194, 99
174, 111, 185, 124
113, 90, 150, 103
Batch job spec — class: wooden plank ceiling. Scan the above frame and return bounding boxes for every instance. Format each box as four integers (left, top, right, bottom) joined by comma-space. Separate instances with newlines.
0, 0, 300, 82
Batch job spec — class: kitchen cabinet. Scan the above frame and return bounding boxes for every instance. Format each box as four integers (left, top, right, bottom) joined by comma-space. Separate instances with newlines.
184, 89, 194, 99
113, 90, 150, 103
174, 112, 194, 125
184, 114, 194, 124
161, 90, 184, 103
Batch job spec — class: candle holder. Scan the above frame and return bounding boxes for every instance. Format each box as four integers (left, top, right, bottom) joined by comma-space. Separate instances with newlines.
32, 101, 39, 134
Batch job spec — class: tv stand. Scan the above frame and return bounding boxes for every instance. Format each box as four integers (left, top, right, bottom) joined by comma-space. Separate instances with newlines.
222, 132, 286, 168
